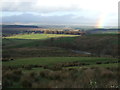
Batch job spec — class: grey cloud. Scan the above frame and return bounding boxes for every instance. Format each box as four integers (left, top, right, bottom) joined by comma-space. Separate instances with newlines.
1, 1, 82, 13
2, 13, 97, 25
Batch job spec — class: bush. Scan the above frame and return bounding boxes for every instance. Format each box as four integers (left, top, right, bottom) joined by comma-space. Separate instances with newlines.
39, 70, 50, 78
13, 69, 22, 75
24, 65, 32, 70
20, 72, 37, 87
3, 69, 22, 82
20, 77, 32, 88
10, 58, 14, 61
29, 72, 36, 77
48, 71, 61, 80
100, 69, 115, 79
2, 58, 10, 62
104, 61, 109, 64
49, 65, 62, 71
2, 78, 13, 88
96, 62, 102, 64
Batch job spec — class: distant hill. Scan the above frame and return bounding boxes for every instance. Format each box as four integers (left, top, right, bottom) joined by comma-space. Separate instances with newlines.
2, 25, 39, 28
86, 28, 119, 34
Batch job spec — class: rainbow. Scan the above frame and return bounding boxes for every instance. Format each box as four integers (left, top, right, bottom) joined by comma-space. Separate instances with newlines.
96, 12, 109, 28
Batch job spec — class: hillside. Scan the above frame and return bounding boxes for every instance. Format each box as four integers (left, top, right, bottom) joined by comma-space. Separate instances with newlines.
2, 25, 39, 28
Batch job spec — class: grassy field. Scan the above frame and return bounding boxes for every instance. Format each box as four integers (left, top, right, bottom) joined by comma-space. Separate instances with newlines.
3, 57, 118, 66
2, 35, 81, 58
4, 34, 79, 39
3, 36, 78, 48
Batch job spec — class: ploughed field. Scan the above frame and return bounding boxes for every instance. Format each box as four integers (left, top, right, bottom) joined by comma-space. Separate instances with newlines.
2, 33, 120, 88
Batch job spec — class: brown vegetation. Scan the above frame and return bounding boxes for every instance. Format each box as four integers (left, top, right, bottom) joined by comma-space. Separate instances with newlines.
2, 66, 119, 88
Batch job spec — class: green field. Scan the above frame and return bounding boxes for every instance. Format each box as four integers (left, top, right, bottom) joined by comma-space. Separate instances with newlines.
3, 57, 118, 66
4, 34, 79, 39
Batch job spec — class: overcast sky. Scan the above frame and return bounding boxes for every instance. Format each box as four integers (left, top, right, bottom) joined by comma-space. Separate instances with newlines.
1, 0, 119, 27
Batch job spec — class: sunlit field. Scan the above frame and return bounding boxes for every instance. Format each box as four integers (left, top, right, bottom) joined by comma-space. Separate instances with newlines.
4, 34, 80, 40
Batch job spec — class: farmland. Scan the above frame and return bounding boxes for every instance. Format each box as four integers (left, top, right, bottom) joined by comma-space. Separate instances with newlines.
2, 32, 120, 88
4, 34, 79, 40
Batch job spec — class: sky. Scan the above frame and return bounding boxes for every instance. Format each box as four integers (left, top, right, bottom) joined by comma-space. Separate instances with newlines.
0, 0, 119, 27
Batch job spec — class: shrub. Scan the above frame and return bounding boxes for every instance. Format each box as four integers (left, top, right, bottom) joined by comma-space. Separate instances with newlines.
81, 67, 88, 70
24, 65, 32, 70
29, 72, 36, 77
13, 69, 22, 75
96, 62, 102, 64
43, 65, 49, 69
20, 73, 37, 88
111, 61, 118, 63
48, 71, 61, 80
10, 58, 14, 61
20, 77, 32, 88
2, 78, 13, 88
81, 63, 85, 65
49, 65, 62, 71
2, 58, 9, 62
104, 61, 109, 64
39, 70, 50, 78
100, 69, 115, 79
118, 60, 120, 63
